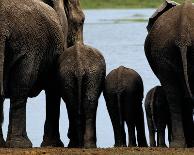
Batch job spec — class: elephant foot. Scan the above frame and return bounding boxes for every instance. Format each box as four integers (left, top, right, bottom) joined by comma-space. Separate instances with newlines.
41, 137, 64, 147
114, 143, 127, 147
158, 144, 167, 148
6, 136, 32, 148
138, 142, 148, 147
84, 142, 97, 149
150, 143, 156, 147
169, 140, 186, 148
68, 141, 82, 148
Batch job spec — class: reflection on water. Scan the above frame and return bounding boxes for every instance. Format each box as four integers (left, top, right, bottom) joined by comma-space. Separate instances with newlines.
3, 9, 162, 147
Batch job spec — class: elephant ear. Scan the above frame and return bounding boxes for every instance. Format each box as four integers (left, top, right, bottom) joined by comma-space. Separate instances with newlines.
147, 0, 179, 32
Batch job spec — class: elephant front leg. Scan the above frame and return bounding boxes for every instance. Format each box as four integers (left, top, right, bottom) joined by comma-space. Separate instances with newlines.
41, 89, 63, 147
6, 96, 32, 148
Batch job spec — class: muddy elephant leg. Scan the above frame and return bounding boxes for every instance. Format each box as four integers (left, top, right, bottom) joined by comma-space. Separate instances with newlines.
6, 95, 32, 148
135, 103, 148, 147
0, 96, 5, 147
41, 88, 63, 147
105, 94, 126, 147
126, 122, 136, 147
163, 85, 186, 148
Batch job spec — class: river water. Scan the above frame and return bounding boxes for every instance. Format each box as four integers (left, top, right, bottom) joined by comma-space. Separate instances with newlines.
3, 9, 163, 147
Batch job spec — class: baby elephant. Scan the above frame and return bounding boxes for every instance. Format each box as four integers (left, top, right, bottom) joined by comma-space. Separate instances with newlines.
58, 0, 106, 148
145, 86, 171, 147
103, 66, 147, 147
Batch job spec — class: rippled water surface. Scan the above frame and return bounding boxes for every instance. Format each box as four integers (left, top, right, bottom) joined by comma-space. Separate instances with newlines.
3, 9, 163, 147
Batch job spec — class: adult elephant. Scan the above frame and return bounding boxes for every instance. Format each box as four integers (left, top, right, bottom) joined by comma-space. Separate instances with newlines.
58, 0, 106, 148
103, 66, 147, 147
144, 0, 194, 148
145, 86, 171, 147
0, 0, 66, 148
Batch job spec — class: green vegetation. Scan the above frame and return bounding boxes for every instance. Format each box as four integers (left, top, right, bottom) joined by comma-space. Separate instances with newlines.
80, 0, 183, 9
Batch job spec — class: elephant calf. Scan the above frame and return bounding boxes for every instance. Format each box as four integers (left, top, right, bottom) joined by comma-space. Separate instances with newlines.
103, 66, 147, 147
145, 86, 171, 147
58, 0, 106, 148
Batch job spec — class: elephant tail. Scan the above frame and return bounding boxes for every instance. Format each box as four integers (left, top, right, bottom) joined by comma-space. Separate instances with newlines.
175, 0, 193, 99
117, 93, 123, 128
150, 87, 157, 132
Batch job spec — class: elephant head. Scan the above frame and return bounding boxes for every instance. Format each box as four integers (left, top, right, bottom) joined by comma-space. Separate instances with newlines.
147, 0, 179, 32
64, 0, 85, 47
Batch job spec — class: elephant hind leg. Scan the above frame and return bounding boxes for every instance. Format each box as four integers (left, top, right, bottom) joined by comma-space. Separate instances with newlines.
41, 87, 64, 147
105, 94, 126, 147
126, 122, 136, 147
135, 103, 148, 147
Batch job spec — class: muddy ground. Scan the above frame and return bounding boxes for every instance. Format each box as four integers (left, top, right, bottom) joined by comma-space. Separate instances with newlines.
1, 147, 194, 155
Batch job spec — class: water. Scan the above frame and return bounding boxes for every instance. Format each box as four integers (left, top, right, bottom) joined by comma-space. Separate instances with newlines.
3, 9, 162, 147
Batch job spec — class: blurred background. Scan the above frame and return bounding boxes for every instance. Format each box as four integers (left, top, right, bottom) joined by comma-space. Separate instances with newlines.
2, 0, 183, 148
80, 0, 182, 9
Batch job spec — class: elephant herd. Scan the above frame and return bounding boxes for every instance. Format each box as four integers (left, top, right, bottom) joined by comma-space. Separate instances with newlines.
0, 0, 193, 149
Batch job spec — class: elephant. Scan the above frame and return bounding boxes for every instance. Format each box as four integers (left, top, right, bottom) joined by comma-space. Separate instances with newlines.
103, 66, 148, 147
144, 0, 194, 148
145, 86, 171, 147
58, 0, 106, 148
0, 0, 66, 148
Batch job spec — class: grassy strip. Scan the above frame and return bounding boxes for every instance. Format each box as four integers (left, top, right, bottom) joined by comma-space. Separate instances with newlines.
80, 0, 183, 9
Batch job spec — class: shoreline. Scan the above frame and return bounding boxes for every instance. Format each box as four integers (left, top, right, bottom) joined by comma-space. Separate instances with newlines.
0, 147, 194, 155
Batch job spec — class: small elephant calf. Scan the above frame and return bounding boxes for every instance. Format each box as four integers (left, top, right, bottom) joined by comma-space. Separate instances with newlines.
103, 66, 148, 147
58, 0, 106, 148
145, 86, 171, 147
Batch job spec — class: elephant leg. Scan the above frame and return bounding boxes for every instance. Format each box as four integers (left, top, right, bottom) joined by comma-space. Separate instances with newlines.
105, 94, 126, 147
83, 98, 98, 148
163, 85, 186, 148
63, 87, 84, 148
41, 88, 63, 147
66, 101, 84, 148
145, 102, 156, 147
157, 124, 167, 147
6, 95, 32, 148
0, 96, 5, 147
182, 102, 194, 147
157, 107, 167, 147
135, 103, 148, 147
167, 121, 172, 144
126, 122, 136, 147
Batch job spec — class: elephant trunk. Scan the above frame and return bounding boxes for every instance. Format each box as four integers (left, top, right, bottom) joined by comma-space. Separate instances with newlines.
175, 0, 193, 100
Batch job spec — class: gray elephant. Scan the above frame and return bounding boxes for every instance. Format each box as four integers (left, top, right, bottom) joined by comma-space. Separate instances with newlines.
145, 86, 171, 147
58, 0, 106, 148
144, 0, 194, 147
103, 66, 147, 147
0, 0, 66, 148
